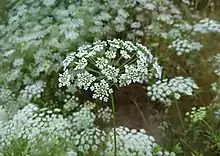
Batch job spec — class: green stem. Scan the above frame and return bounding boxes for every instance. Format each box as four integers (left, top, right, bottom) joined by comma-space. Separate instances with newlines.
116, 56, 123, 65
86, 67, 100, 74
88, 58, 97, 66
179, 139, 197, 155
202, 120, 213, 132
175, 100, 185, 130
111, 93, 117, 156
118, 52, 137, 69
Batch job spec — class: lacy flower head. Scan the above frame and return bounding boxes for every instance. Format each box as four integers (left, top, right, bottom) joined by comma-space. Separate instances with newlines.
59, 39, 162, 102
147, 76, 199, 106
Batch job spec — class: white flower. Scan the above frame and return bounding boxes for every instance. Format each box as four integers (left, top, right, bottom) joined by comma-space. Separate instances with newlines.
131, 22, 141, 29
174, 93, 181, 99
61, 39, 163, 102
76, 45, 93, 58
19, 81, 45, 100
90, 79, 113, 102
119, 65, 140, 86
169, 38, 203, 55
65, 150, 77, 156
147, 76, 198, 105
96, 57, 109, 69
193, 18, 220, 34
13, 58, 24, 67
97, 107, 112, 123
42, 0, 56, 6
105, 50, 116, 59
101, 65, 119, 82
76, 71, 96, 90
58, 69, 71, 87
74, 58, 88, 70
120, 50, 131, 59
63, 53, 75, 70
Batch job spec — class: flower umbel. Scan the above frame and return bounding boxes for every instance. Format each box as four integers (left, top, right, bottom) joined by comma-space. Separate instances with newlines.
59, 39, 162, 102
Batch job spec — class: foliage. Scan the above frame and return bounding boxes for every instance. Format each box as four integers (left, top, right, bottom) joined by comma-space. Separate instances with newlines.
0, 0, 220, 155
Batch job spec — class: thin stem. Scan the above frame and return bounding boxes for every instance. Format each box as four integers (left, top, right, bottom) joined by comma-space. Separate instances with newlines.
115, 55, 123, 66
179, 139, 197, 155
118, 52, 137, 69
195, 0, 199, 9
202, 0, 212, 12
131, 98, 148, 125
127, 57, 138, 66
202, 120, 213, 132
119, 57, 138, 70
86, 67, 100, 74
175, 100, 185, 130
111, 93, 117, 156
88, 58, 96, 66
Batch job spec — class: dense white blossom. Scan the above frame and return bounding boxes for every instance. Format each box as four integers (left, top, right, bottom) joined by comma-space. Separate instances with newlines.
5, 68, 21, 82
68, 101, 96, 134
19, 81, 45, 101
60, 39, 162, 102
0, 94, 175, 155
90, 0, 182, 40
193, 18, 220, 34
74, 128, 106, 153
0, 88, 16, 107
106, 50, 117, 59
59, 69, 71, 87
42, 0, 56, 6
168, 38, 203, 56
0, 102, 94, 154
120, 50, 131, 59
63, 95, 79, 111
97, 107, 113, 123
74, 58, 88, 70
63, 53, 76, 70
96, 57, 109, 69
147, 77, 199, 106
0, 106, 7, 122
12, 58, 24, 67
65, 150, 78, 156
76, 71, 96, 90
168, 22, 193, 39
0, 0, 91, 101
102, 127, 157, 156
0, 0, 214, 155
90, 80, 113, 102
101, 65, 120, 83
